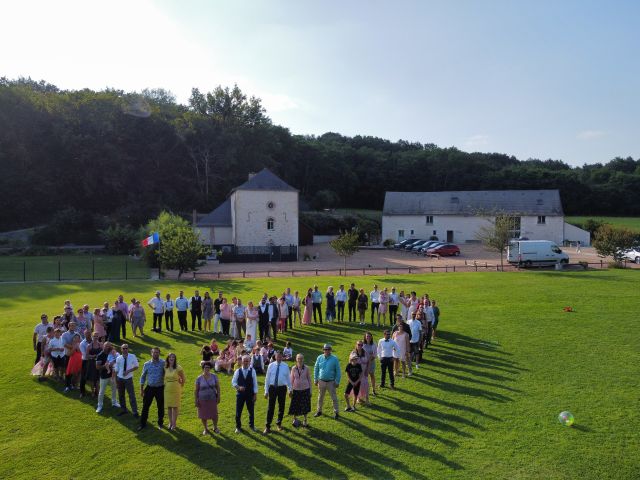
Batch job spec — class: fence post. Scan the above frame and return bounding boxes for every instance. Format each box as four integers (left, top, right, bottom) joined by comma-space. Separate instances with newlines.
445, 266, 448, 272
267, 271, 270, 277
408, 267, 412, 274
316, 269, 318, 276
292, 270, 294, 277
475, 264, 478, 272
600, 260, 603, 269
125, 261, 128, 280
92, 260, 95, 281
386, 267, 389, 274
23, 261, 26, 282
431, 266, 434, 273
362, 268, 365, 275
218, 272, 220, 279
243, 271, 246, 278
58, 261, 61, 281
453, 266, 456, 272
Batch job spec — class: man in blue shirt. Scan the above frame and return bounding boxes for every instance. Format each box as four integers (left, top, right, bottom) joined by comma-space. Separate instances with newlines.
311, 285, 323, 324
313, 344, 341, 419
137, 347, 165, 430
175, 291, 189, 331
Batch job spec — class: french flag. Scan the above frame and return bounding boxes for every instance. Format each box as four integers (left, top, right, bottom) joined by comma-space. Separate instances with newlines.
141, 232, 160, 247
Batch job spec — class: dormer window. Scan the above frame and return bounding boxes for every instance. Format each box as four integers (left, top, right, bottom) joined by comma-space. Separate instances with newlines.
267, 218, 275, 230
450, 196, 459, 203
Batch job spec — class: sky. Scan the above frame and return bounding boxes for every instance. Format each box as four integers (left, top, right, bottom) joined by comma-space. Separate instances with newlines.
1, 0, 638, 166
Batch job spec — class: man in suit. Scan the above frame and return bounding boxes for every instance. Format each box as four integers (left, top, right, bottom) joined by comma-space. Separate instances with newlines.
190, 290, 202, 331
258, 296, 270, 342
268, 296, 278, 342
347, 283, 358, 322
231, 355, 258, 433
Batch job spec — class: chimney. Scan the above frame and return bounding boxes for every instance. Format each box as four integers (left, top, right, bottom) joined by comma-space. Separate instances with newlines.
248, 172, 256, 180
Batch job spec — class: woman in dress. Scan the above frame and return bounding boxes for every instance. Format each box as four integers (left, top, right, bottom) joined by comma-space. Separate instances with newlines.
357, 289, 368, 326
289, 353, 312, 427
362, 331, 378, 396
245, 302, 259, 343
292, 291, 302, 326
76, 308, 90, 337
399, 291, 409, 322
302, 288, 313, 326
195, 362, 220, 435
353, 341, 370, 405
219, 298, 232, 337
93, 308, 106, 340
164, 352, 186, 431
378, 288, 389, 326
277, 297, 288, 333
65, 335, 83, 388
129, 301, 146, 338
392, 327, 410, 378
85, 332, 102, 396
325, 286, 336, 323
202, 292, 214, 333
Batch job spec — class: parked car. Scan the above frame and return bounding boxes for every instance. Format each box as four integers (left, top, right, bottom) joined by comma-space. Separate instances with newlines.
404, 239, 426, 251
418, 241, 444, 254
622, 247, 640, 264
411, 240, 433, 253
393, 239, 414, 249
426, 244, 461, 257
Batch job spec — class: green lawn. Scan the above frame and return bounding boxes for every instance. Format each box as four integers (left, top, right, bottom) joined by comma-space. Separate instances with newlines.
0, 255, 150, 282
565, 216, 640, 232
1, 271, 638, 479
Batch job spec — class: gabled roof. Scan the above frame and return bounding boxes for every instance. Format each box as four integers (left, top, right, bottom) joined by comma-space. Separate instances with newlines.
383, 190, 563, 216
196, 198, 232, 227
232, 168, 298, 192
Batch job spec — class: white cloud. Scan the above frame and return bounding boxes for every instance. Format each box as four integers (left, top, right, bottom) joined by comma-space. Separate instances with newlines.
576, 130, 606, 140
463, 134, 490, 150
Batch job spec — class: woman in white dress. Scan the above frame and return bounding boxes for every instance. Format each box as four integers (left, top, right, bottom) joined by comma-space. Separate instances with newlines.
245, 301, 259, 343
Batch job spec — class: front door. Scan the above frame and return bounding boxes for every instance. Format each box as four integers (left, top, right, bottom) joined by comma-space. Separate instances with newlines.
446, 230, 454, 242
398, 230, 405, 242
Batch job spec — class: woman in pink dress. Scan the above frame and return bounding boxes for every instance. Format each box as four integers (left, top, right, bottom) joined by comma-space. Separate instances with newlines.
353, 341, 370, 405
302, 288, 313, 326
378, 288, 389, 325
93, 308, 106, 340
392, 328, 410, 378
277, 297, 288, 333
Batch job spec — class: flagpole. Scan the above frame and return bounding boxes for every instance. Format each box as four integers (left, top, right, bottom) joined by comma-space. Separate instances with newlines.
158, 235, 162, 280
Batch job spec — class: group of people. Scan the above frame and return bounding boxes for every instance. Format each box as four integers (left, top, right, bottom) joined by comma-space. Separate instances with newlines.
30, 285, 441, 435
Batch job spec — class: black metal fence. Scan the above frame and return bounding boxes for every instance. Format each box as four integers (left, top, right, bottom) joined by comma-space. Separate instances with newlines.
0, 258, 151, 282
219, 245, 298, 263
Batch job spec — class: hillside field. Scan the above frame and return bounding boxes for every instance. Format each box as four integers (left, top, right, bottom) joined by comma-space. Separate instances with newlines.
0, 271, 638, 479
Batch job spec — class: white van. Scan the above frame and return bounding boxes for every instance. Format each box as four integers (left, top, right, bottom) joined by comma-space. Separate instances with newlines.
507, 240, 569, 267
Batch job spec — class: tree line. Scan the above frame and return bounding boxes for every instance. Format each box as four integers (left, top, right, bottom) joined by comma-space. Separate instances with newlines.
1, 77, 639, 236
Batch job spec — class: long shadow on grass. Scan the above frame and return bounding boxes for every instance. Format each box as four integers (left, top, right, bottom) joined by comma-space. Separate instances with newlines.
437, 331, 513, 356
36, 378, 295, 477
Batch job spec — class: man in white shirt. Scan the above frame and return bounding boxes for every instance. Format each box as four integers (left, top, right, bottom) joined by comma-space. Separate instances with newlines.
263, 351, 291, 434
115, 344, 139, 417
148, 291, 165, 333
388, 288, 399, 326
407, 316, 423, 372
370, 285, 380, 326
175, 291, 189, 331
335, 285, 347, 322
33, 314, 50, 365
231, 355, 258, 433
79, 330, 92, 398
284, 288, 294, 331
377, 330, 399, 389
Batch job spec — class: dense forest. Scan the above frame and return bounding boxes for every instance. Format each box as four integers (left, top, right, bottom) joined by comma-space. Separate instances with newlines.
1, 77, 639, 234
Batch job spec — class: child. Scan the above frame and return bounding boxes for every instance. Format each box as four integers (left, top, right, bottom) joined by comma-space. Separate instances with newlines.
344, 353, 363, 412
210, 338, 220, 356
244, 334, 255, 352
251, 346, 265, 374
282, 341, 293, 361
200, 345, 214, 366
266, 342, 276, 362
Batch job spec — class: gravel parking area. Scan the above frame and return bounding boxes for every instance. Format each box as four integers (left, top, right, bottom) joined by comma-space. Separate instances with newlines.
165, 243, 618, 279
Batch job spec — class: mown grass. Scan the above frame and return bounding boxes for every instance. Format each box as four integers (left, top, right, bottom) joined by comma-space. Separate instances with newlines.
1, 271, 638, 479
0, 255, 149, 282
565, 216, 640, 232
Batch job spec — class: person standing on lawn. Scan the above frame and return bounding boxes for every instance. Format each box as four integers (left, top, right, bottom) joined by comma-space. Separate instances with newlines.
115, 343, 139, 418
377, 330, 399, 389
311, 285, 323, 324
344, 353, 363, 412
348, 283, 358, 322
137, 347, 165, 430
313, 344, 341, 419
175, 291, 189, 332
231, 355, 258, 433
148, 291, 165, 333
263, 351, 291, 434
190, 290, 203, 331
33, 314, 50, 365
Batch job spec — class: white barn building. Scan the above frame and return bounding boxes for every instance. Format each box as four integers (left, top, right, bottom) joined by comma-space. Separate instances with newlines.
196, 168, 299, 260
382, 190, 591, 246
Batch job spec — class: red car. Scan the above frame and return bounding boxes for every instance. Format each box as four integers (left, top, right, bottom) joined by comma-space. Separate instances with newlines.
426, 244, 460, 257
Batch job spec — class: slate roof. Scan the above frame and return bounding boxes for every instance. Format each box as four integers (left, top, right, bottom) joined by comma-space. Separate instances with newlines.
196, 198, 232, 227
383, 190, 563, 216
232, 168, 298, 192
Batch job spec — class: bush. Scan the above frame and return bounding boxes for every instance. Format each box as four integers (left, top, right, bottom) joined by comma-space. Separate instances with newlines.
383, 238, 394, 247
100, 224, 138, 255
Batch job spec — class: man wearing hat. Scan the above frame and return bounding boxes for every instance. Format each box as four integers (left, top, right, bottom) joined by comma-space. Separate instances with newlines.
148, 291, 165, 333
313, 343, 341, 419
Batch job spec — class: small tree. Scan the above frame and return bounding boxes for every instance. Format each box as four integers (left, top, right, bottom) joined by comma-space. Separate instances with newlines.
476, 214, 518, 271
593, 224, 637, 264
142, 211, 210, 278
330, 230, 360, 271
